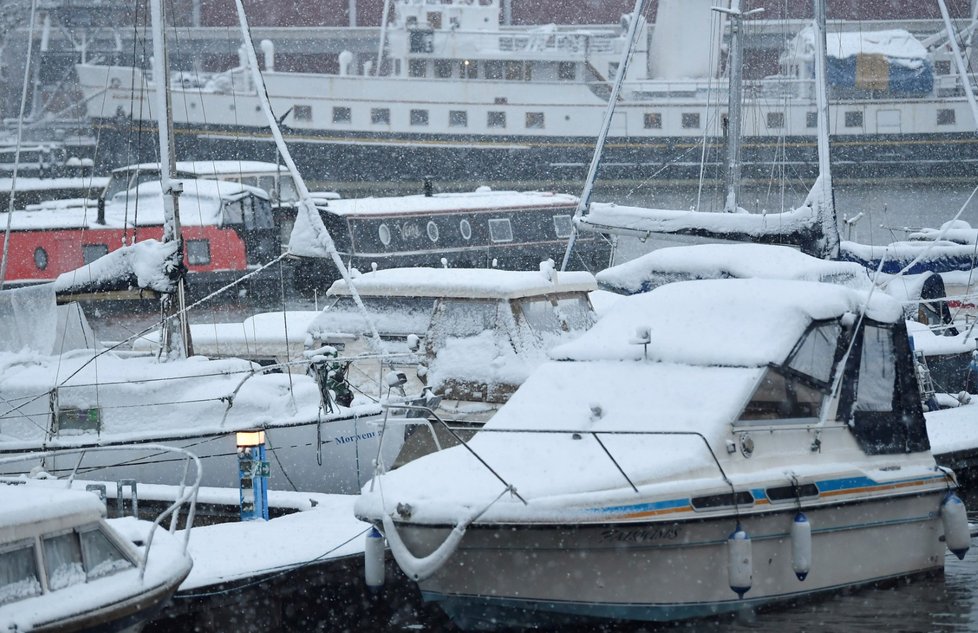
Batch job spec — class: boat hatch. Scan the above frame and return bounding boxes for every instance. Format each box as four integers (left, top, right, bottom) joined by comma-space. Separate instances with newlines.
765, 483, 820, 502
690, 491, 755, 511
0, 522, 135, 605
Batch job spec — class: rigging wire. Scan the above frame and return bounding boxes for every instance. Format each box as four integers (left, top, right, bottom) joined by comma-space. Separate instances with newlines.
0, 0, 39, 290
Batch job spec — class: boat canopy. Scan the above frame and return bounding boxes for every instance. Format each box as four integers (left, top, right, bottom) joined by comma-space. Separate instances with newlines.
0, 486, 104, 542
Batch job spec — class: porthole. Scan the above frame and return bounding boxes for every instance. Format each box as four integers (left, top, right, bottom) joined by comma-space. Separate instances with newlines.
33, 247, 48, 270
459, 219, 472, 240
378, 223, 392, 246
427, 221, 439, 242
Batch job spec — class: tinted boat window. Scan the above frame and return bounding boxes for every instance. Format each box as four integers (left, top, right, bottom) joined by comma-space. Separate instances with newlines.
518, 297, 562, 334
43, 532, 85, 591
856, 325, 896, 412
80, 526, 134, 580
0, 543, 41, 604
740, 367, 823, 421
787, 320, 842, 385
430, 300, 499, 339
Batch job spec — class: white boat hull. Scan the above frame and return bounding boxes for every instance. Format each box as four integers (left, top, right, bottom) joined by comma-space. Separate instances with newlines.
396, 490, 946, 628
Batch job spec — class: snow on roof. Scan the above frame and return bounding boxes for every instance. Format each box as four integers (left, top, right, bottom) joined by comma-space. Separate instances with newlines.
53, 239, 179, 294
0, 486, 104, 536
328, 267, 597, 299
552, 278, 903, 366
582, 202, 818, 237
321, 189, 577, 217
0, 178, 265, 230
597, 244, 870, 295
0, 176, 108, 192
786, 26, 928, 68
355, 361, 765, 522
113, 160, 287, 176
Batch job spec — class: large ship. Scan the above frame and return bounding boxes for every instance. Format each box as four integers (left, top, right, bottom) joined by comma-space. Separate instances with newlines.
75, 0, 977, 187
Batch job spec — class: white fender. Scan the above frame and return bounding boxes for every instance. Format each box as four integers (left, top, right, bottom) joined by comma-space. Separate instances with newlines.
382, 514, 467, 582
727, 524, 752, 598
941, 493, 971, 560
364, 526, 386, 590
790, 511, 812, 581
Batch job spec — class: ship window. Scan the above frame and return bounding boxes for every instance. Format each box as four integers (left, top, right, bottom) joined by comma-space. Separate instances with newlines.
378, 223, 392, 246
435, 59, 454, 78
459, 219, 472, 240
371, 108, 390, 124
449, 110, 468, 127
186, 239, 211, 265
644, 112, 662, 129
332, 106, 351, 123
488, 218, 513, 242
460, 59, 477, 78
293, 105, 312, 122
806, 111, 818, 128
488, 111, 506, 128
485, 61, 503, 80
935, 60, 952, 75
427, 221, 440, 242
410, 109, 429, 126
526, 112, 545, 129
767, 112, 785, 129
430, 299, 499, 339
82, 244, 109, 265
79, 527, 133, 580
608, 62, 619, 80
0, 542, 41, 605
427, 11, 441, 29
409, 60, 427, 78
938, 109, 956, 126
505, 61, 524, 81
844, 111, 863, 128
786, 320, 842, 385
43, 532, 85, 591
409, 31, 434, 54
33, 247, 48, 270
558, 62, 576, 80
681, 113, 700, 129
740, 367, 823, 422
553, 214, 573, 238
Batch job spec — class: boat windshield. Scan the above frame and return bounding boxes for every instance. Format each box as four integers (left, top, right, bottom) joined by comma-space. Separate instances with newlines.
739, 366, 824, 422
429, 299, 500, 340
0, 543, 41, 604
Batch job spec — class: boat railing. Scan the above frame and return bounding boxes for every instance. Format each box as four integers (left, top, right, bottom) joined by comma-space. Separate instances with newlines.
379, 403, 734, 500
0, 444, 201, 580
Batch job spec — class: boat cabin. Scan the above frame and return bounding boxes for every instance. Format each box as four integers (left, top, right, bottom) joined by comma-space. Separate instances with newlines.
318, 267, 597, 405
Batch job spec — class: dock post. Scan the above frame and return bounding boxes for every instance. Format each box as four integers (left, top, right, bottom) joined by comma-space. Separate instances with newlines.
236, 430, 270, 521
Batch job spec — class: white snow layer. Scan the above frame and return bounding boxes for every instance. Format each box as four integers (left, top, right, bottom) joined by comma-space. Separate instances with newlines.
787, 26, 928, 68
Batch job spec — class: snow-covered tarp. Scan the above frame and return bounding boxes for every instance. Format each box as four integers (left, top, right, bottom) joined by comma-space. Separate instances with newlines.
596, 243, 869, 295
52, 239, 181, 295
580, 202, 824, 255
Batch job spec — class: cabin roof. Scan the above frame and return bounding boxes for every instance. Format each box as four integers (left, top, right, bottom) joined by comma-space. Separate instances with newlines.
0, 485, 104, 537
113, 160, 287, 176
553, 278, 904, 366
328, 267, 597, 299
321, 189, 577, 217
597, 243, 870, 295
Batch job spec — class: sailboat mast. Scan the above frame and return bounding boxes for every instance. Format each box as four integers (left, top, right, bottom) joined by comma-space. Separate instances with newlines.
812, 0, 840, 258
722, 0, 745, 214
150, 0, 193, 358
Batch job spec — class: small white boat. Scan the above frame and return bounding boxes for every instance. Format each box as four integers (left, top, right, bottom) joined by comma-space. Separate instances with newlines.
356, 277, 970, 629
0, 446, 197, 633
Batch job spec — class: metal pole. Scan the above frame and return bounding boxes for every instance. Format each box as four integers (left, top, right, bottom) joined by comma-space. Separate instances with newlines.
721, 0, 744, 214
376, 0, 391, 76
939, 0, 978, 131
150, 0, 193, 358
349, 0, 357, 27
813, 0, 839, 258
